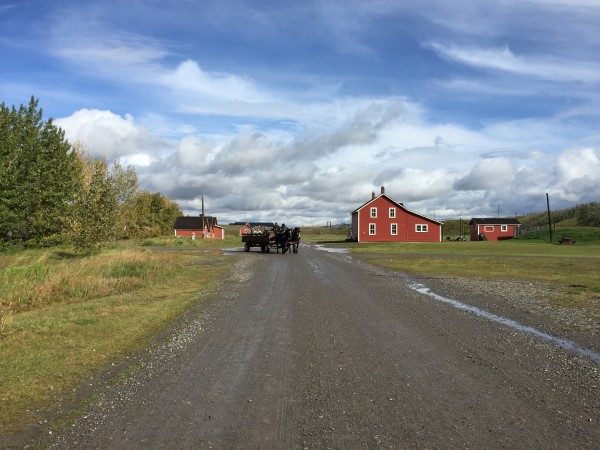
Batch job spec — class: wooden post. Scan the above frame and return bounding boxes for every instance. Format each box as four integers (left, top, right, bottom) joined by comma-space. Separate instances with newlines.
546, 193, 553, 243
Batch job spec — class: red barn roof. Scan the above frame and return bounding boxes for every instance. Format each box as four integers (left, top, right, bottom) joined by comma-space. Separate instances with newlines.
352, 194, 442, 224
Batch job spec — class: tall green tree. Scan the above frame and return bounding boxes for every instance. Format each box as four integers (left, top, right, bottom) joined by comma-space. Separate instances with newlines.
127, 191, 182, 238
0, 97, 79, 244
111, 160, 140, 239
68, 148, 117, 252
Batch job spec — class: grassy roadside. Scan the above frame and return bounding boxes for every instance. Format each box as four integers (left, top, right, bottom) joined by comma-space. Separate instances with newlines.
351, 241, 600, 311
0, 237, 235, 433
303, 227, 600, 313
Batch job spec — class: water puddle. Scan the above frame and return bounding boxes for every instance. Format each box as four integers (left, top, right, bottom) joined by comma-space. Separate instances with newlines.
408, 282, 600, 364
313, 244, 350, 254
222, 247, 245, 254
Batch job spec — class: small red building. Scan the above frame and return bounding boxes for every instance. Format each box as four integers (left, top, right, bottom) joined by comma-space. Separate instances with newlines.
469, 218, 521, 241
173, 215, 224, 240
350, 187, 442, 242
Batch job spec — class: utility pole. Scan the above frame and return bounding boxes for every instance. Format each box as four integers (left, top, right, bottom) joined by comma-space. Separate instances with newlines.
546, 193, 553, 243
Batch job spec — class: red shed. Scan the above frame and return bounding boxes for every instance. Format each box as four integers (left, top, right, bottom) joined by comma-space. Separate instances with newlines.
173, 215, 224, 240
350, 187, 442, 243
469, 218, 521, 241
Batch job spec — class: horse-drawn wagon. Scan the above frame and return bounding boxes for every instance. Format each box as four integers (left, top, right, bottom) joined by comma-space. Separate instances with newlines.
242, 228, 275, 253
241, 224, 300, 254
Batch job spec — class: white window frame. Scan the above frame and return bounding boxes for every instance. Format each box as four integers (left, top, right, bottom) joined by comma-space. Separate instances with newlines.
484, 225, 494, 232
370, 207, 377, 218
391, 223, 398, 235
369, 223, 376, 235
415, 224, 428, 233
389, 207, 396, 218
501, 225, 508, 232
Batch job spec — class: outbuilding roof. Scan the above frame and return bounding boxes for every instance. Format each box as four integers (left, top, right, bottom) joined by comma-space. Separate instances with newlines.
173, 215, 218, 229
470, 218, 521, 225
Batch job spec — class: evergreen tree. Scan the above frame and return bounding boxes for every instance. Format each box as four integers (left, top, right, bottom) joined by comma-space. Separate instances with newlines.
0, 97, 79, 244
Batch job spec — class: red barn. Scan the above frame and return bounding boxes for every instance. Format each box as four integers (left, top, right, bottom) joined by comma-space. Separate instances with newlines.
173, 215, 224, 240
350, 187, 442, 243
469, 218, 521, 241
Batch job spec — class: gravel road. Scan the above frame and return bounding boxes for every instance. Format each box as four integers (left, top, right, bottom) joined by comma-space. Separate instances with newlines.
42, 244, 599, 448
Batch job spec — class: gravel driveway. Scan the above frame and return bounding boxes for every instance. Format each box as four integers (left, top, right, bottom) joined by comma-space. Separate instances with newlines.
30, 244, 600, 448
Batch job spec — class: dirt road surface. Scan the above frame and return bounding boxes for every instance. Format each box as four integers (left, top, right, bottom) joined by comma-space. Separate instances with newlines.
42, 244, 599, 448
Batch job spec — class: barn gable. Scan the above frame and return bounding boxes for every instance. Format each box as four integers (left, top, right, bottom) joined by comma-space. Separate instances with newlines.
350, 187, 441, 243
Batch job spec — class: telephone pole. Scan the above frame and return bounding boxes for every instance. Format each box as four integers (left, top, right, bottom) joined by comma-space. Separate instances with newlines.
546, 193, 553, 243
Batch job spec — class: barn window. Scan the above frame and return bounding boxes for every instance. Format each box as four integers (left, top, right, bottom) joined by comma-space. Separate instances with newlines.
389, 207, 396, 218
415, 224, 428, 232
370, 207, 377, 218
501, 225, 508, 232
484, 226, 494, 232
391, 223, 397, 235
369, 223, 376, 235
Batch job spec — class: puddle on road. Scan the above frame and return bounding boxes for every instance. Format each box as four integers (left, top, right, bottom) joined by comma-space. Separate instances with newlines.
409, 282, 600, 364
313, 244, 350, 254
222, 247, 245, 254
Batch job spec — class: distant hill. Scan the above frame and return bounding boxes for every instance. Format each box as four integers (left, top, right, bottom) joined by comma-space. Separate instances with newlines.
440, 202, 599, 241
518, 202, 600, 230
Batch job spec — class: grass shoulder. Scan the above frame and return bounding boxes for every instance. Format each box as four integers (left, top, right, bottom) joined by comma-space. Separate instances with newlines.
326, 240, 600, 313
0, 237, 233, 433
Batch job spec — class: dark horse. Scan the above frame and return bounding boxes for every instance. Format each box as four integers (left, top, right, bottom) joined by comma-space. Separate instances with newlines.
290, 227, 300, 253
275, 226, 300, 253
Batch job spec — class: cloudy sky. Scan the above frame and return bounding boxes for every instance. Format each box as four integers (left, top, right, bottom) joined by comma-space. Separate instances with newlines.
1, 0, 599, 224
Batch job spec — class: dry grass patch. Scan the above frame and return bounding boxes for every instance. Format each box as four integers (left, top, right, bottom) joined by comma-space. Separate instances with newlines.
0, 243, 231, 432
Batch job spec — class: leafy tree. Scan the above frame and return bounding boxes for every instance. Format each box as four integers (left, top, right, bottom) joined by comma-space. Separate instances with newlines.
575, 202, 600, 227
111, 161, 140, 239
68, 147, 117, 252
0, 97, 79, 244
127, 191, 182, 238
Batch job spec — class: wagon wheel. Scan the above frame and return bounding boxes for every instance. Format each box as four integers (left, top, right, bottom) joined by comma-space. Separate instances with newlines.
244, 243, 250, 252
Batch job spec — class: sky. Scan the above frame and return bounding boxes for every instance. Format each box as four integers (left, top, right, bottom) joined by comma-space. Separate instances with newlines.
1, 0, 599, 225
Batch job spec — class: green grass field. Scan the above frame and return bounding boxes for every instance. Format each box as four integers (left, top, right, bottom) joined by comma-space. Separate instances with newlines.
0, 238, 234, 433
517, 226, 600, 243
339, 240, 600, 312
300, 225, 600, 313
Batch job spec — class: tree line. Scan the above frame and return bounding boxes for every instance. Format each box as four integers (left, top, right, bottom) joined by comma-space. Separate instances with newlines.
1, 97, 181, 251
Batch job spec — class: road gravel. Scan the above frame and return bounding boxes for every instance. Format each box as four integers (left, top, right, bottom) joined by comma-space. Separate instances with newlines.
39, 244, 600, 448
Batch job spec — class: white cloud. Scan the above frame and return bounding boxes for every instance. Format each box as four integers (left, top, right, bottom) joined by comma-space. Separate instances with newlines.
161, 60, 268, 103
119, 153, 154, 167
54, 103, 600, 223
454, 157, 515, 191
427, 42, 600, 83
556, 148, 600, 182
56, 109, 166, 160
